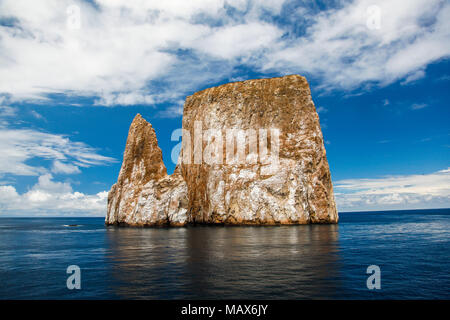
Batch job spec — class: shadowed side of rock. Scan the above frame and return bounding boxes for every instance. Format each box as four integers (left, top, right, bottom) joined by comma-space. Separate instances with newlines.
105, 114, 188, 226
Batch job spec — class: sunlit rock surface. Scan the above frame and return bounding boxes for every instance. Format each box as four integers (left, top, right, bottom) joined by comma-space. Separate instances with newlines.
106, 75, 338, 226
106, 114, 188, 226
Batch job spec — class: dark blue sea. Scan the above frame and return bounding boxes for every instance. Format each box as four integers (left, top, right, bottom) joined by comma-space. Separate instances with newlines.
0, 209, 449, 299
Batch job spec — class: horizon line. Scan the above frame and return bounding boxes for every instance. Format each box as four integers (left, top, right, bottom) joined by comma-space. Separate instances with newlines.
0, 207, 448, 218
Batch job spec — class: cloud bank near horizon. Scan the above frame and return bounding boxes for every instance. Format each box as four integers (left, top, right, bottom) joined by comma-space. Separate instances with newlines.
334, 168, 450, 212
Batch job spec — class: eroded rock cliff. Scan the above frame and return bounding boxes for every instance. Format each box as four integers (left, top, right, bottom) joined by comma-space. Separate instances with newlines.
105, 114, 188, 226
106, 75, 338, 226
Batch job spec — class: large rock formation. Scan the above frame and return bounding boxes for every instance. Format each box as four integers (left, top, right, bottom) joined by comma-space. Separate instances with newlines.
106, 75, 338, 226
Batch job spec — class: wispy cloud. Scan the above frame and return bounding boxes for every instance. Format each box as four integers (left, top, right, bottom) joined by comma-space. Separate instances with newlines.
29, 110, 45, 120
51, 160, 81, 174
401, 69, 426, 85
411, 103, 428, 110
155, 102, 184, 119
316, 106, 328, 114
0, 127, 115, 176
0, 104, 115, 176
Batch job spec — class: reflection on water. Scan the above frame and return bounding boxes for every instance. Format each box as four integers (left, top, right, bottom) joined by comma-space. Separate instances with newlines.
105, 225, 341, 299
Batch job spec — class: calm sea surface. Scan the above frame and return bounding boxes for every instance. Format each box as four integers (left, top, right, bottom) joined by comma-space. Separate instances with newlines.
0, 209, 449, 299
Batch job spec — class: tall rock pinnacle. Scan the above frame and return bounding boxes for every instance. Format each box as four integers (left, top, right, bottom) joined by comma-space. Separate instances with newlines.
106, 114, 188, 226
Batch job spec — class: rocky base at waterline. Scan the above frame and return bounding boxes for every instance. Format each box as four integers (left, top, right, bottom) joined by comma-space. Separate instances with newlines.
106, 75, 338, 226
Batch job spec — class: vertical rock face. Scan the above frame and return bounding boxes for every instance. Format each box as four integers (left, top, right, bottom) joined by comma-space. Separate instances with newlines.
106, 75, 338, 226
106, 114, 188, 226
181, 75, 337, 224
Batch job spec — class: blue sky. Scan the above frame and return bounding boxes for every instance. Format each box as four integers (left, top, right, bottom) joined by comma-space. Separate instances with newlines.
0, 0, 449, 216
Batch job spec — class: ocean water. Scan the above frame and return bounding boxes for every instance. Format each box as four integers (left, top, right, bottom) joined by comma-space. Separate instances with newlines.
0, 209, 449, 300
